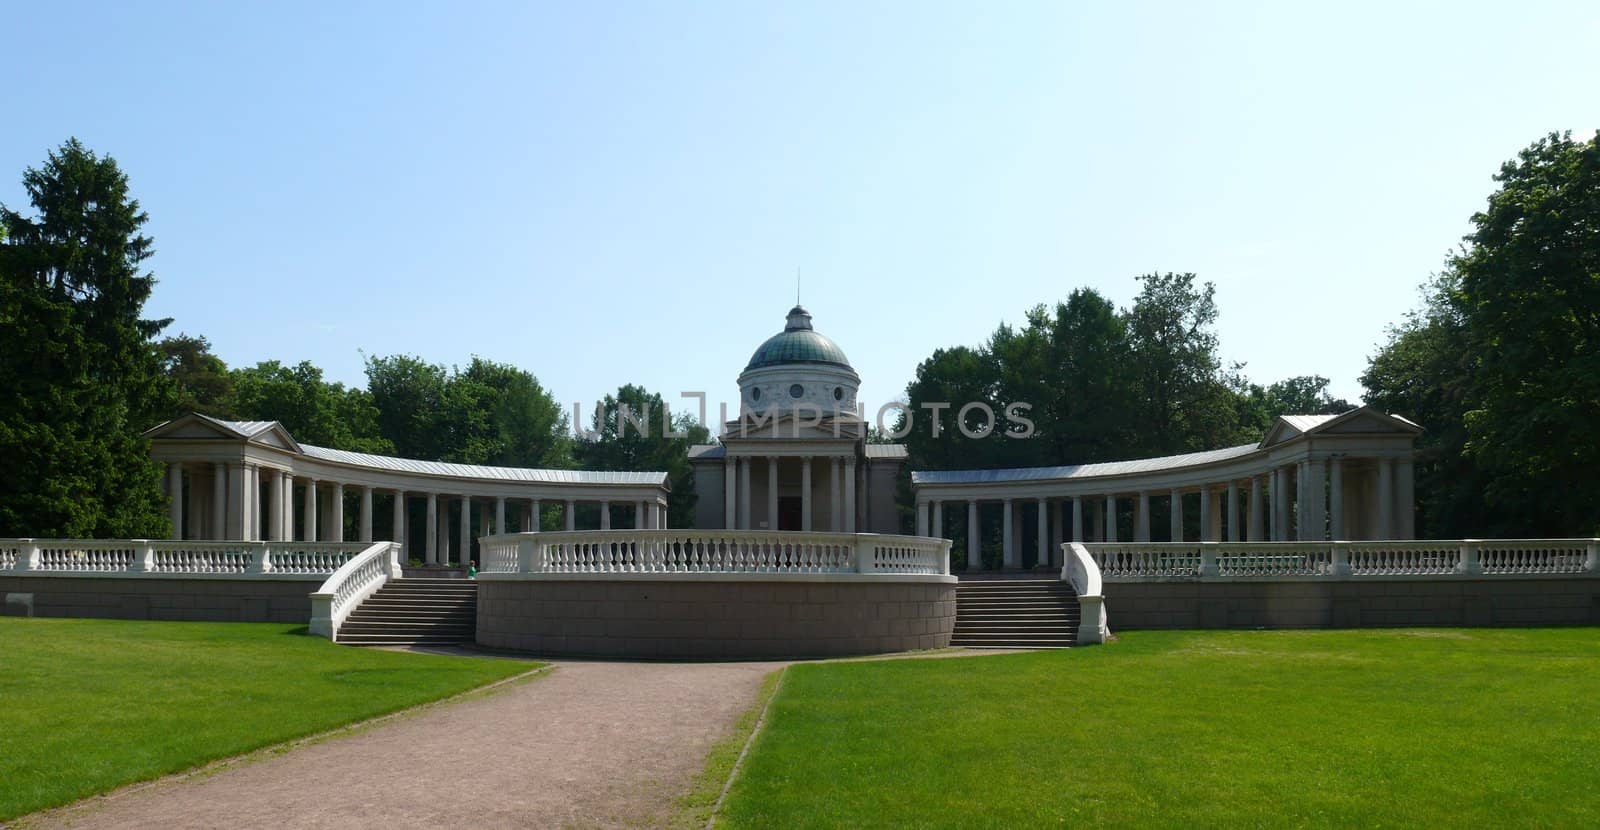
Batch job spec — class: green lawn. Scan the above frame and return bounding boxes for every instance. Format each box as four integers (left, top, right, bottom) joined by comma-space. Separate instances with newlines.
0, 618, 537, 821
718, 629, 1600, 828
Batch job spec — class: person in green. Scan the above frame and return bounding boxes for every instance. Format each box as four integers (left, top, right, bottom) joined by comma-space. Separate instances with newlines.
468, 559, 477, 579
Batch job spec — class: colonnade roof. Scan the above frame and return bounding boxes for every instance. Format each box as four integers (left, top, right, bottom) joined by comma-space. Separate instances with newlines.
910, 407, 1423, 488
145, 413, 669, 487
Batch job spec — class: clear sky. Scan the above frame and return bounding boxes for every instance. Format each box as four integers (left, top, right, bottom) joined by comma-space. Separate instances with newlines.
4, 1, 1596, 428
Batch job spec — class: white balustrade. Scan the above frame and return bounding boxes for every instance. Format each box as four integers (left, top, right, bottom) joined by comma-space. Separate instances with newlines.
309, 541, 402, 639
1078, 539, 1600, 582
0, 539, 370, 577
1062, 542, 1108, 645
476, 530, 951, 576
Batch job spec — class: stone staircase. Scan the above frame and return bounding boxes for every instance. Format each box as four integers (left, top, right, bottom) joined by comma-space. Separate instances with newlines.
952, 576, 1079, 649
337, 578, 477, 647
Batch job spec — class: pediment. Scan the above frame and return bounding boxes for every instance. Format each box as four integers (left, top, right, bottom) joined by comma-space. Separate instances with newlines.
143, 413, 246, 442
1259, 406, 1422, 448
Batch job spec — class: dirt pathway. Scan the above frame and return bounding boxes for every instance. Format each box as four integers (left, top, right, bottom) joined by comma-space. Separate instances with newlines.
30, 659, 783, 830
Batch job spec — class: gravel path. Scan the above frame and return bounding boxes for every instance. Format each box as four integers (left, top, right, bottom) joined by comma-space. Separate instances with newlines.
31, 659, 784, 830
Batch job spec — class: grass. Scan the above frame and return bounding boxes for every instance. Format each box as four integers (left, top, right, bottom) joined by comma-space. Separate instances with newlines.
670, 667, 787, 829
716, 629, 1600, 828
0, 618, 538, 821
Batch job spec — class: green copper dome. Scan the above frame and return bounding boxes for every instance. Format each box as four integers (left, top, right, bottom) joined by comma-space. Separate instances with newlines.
744, 306, 853, 371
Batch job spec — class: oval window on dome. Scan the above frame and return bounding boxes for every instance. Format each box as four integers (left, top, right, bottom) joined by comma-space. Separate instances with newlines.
751, 387, 762, 401
789, 384, 804, 399
833, 386, 844, 401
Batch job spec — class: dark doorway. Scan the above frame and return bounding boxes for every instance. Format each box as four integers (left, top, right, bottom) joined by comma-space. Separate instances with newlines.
778, 496, 803, 531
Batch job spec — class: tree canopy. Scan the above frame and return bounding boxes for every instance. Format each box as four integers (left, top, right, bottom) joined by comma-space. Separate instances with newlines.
0, 139, 172, 536
1365, 131, 1600, 536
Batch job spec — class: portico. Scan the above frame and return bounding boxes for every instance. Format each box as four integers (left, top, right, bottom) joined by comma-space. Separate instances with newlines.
911, 407, 1422, 570
144, 414, 670, 567
688, 305, 904, 535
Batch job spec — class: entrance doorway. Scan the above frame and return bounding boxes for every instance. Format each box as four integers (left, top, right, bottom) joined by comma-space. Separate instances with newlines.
778, 497, 803, 531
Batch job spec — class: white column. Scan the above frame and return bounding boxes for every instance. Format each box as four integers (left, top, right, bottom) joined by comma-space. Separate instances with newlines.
829, 457, 842, 531
723, 457, 737, 529
1169, 489, 1183, 542
1249, 475, 1265, 541
843, 458, 857, 533
635, 500, 646, 529
1272, 467, 1289, 541
766, 456, 779, 530
530, 498, 541, 532
1135, 491, 1151, 542
425, 492, 438, 564
241, 463, 257, 543
1328, 458, 1344, 541
933, 500, 944, 540
392, 491, 407, 546
1036, 498, 1048, 568
281, 472, 294, 542
269, 470, 286, 541
739, 458, 753, 531
565, 499, 576, 531
212, 463, 227, 540
1071, 497, 1083, 543
599, 500, 611, 530
167, 464, 184, 540
1377, 458, 1395, 539
330, 482, 345, 542
916, 499, 929, 537
800, 456, 813, 531
1302, 460, 1326, 541
459, 496, 472, 563
1199, 488, 1213, 542
1395, 458, 1415, 539
1001, 498, 1014, 568
495, 496, 506, 535
304, 479, 318, 543
966, 501, 981, 570
1104, 495, 1117, 543
359, 486, 373, 543
226, 463, 244, 540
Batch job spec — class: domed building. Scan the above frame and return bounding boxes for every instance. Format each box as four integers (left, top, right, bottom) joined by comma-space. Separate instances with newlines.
688, 306, 906, 533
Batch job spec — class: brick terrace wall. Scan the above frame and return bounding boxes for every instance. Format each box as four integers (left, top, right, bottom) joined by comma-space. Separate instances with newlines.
1106, 578, 1600, 630
0, 576, 315, 624
477, 578, 957, 658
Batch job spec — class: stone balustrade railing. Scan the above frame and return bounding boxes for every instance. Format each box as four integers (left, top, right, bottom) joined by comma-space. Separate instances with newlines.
309, 541, 402, 639
478, 530, 952, 576
0, 539, 373, 577
1084, 539, 1600, 581
1062, 542, 1107, 644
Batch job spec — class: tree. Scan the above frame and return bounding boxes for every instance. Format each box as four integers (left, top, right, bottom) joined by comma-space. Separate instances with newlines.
575, 384, 709, 528
1453, 131, 1600, 534
364, 354, 571, 468
231, 360, 392, 454
156, 333, 235, 419
1362, 271, 1487, 536
0, 139, 172, 537
1125, 272, 1246, 454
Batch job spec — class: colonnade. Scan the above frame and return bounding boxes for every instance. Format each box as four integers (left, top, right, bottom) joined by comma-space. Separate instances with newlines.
161, 461, 669, 566
721, 454, 856, 533
914, 455, 1416, 571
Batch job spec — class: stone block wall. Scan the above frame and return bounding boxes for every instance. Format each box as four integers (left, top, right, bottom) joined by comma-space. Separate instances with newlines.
0, 576, 315, 624
1105, 578, 1600, 630
477, 578, 957, 658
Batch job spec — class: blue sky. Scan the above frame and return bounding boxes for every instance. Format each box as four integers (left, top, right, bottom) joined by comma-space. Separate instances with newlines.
4, 1, 1596, 429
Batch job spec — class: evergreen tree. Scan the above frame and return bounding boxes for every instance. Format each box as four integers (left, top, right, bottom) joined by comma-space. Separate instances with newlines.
0, 139, 173, 537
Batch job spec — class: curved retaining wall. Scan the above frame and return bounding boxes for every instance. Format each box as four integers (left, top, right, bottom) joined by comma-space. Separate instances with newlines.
476, 575, 957, 659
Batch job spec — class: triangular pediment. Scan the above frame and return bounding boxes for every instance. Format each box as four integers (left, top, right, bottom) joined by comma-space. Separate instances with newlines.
721, 413, 865, 442
142, 413, 302, 453
1259, 406, 1422, 448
